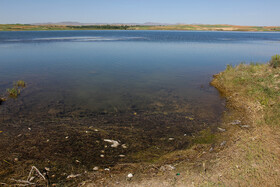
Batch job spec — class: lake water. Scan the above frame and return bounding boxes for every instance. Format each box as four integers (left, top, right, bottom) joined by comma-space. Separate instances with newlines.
0, 30, 280, 182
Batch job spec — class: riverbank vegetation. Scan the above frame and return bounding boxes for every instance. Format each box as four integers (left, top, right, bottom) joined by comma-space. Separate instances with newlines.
212, 57, 280, 128
1, 24, 280, 32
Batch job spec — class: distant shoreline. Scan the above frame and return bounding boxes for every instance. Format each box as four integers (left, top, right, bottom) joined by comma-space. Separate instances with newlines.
1, 24, 280, 32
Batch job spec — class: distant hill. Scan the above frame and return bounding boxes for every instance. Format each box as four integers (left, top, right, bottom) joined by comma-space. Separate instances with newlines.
32, 21, 175, 26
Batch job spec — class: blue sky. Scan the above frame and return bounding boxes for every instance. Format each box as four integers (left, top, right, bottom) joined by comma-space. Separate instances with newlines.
0, 0, 279, 26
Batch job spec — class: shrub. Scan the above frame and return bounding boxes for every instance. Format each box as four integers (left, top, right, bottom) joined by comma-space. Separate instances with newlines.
269, 54, 280, 68
6, 87, 20, 98
16, 80, 26, 88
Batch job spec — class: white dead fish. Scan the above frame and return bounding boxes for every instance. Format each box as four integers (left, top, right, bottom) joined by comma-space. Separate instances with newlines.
104, 139, 120, 148
67, 174, 81, 179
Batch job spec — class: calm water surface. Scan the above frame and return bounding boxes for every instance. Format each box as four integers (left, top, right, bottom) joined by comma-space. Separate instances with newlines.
0, 30, 280, 182
1, 31, 279, 116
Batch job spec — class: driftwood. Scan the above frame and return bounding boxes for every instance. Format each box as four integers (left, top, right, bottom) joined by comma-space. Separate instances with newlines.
1, 166, 48, 186
10, 179, 35, 186
27, 166, 46, 181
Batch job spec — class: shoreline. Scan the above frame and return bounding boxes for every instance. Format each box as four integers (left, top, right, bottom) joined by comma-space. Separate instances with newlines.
80, 62, 280, 186
1, 62, 279, 186
1, 58, 279, 185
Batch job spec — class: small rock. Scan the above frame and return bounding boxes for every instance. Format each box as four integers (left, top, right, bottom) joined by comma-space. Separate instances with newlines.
220, 141, 226, 146
209, 147, 214, 152
127, 173, 133, 178
121, 144, 128, 149
93, 166, 99, 171
218, 127, 226, 132
104, 145, 108, 148
184, 134, 187, 136
119, 155, 125, 158
168, 138, 174, 141
85, 131, 89, 134
94, 129, 99, 132
100, 150, 105, 153
67, 174, 81, 179
28, 128, 31, 131
230, 120, 241, 125
104, 139, 120, 148
241, 125, 250, 128
46, 139, 50, 142
0, 97, 5, 103
65, 136, 69, 139
52, 175, 56, 178
14, 158, 19, 162
104, 168, 110, 171
45, 167, 50, 171
75, 160, 80, 163
100, 154, 105, 158
160, 165, 175, 171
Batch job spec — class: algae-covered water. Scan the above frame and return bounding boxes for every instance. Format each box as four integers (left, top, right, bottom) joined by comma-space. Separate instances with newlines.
0, 30, 280, 183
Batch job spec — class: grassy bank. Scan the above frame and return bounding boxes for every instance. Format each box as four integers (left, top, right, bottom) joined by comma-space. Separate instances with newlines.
80, 58, 280, 186
1, 24, 280, 32
212, 61, 280, 128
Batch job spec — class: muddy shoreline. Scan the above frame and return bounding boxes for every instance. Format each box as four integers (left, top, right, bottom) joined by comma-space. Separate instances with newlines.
0, 95, 223, 185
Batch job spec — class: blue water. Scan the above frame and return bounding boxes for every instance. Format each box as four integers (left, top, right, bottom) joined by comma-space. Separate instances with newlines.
0, 30, 280, 118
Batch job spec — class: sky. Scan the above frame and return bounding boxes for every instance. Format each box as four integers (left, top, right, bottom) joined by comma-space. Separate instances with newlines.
0, 0, 279, 26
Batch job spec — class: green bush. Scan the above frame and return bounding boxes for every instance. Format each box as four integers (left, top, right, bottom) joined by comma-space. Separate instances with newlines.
269, 54, 280, 68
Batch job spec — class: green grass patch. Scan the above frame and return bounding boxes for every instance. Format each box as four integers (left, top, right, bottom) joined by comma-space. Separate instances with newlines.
212, 56, 280, 127
269, 54, 280, 68
5, 80, 26, 99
